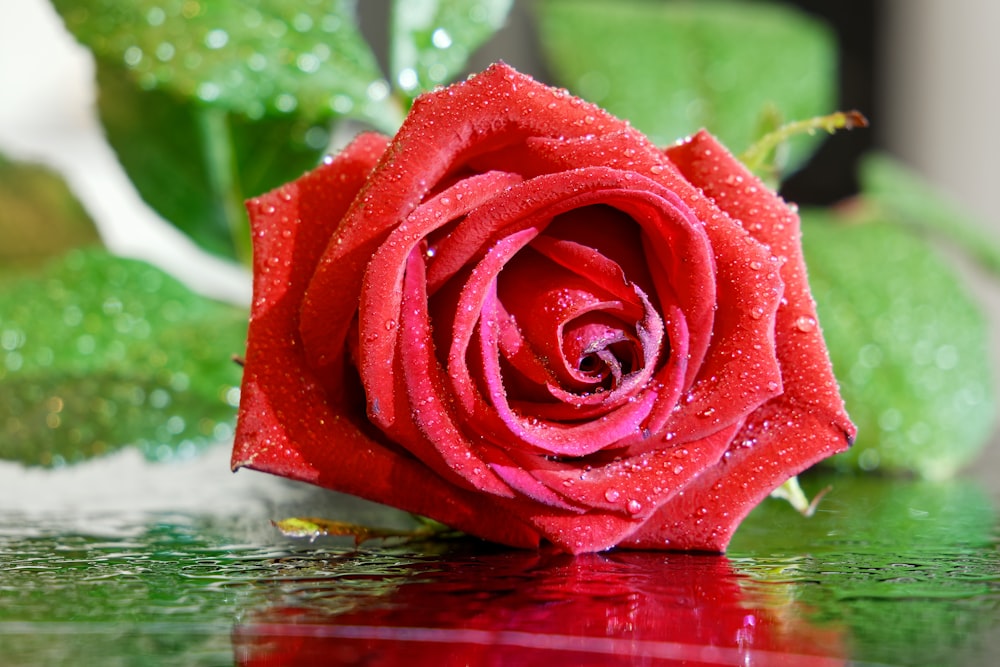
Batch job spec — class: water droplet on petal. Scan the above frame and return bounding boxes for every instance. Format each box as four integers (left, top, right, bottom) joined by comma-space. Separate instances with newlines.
794, 315, 817, 332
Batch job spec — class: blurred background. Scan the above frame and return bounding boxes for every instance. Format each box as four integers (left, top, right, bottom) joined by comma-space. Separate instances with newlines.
1, 0, 998, 503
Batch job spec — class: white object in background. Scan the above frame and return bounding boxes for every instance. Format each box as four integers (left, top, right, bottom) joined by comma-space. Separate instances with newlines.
0, 0, 251, 305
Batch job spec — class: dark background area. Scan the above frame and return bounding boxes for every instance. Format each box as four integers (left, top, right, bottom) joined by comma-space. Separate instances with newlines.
778, 0, 881, 205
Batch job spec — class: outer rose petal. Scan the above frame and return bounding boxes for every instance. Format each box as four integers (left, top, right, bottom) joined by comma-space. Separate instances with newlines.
231, 133, 539, 549
622, 132, 855, 551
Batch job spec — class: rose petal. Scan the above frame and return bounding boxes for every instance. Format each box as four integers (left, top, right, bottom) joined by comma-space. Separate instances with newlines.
498, 247, 642, 391
299, 63, 628, 374
395, 248, 517, 498
621, 131, 856, 551
495, 130, 788, 443
433, 168, 706, 457
357, 170, 522, 430
232, 134, 540, 548
509, 421, 742, 518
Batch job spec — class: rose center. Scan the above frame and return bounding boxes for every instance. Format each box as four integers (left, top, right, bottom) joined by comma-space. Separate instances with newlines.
574, 334, 638, 392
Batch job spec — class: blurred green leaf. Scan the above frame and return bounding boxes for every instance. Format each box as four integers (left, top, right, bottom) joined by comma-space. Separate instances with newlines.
0, 249, 247, 466
94, 63, 329, 263
52, 0, 399, 130
536, 0, 836, 171
390, 0, 513, 101
0, 154, 101, 272
860, 153, 1000, 276
801, 210, 996, 479
51, 0, 404, 263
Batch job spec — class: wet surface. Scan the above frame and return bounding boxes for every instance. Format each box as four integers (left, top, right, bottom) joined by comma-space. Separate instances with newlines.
1, 473, 997, 666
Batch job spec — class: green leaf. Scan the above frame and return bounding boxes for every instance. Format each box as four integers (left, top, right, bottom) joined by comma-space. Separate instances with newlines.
0, 154, 101, 272
0, 249, 247, 466
51, 0, 406, 263
860, 153, 1000, 276
801, 210, 996, 479
94, 63, 329, 263
536, 0, 836, 171
390, 0, 513, 100
52, 0, 400, 131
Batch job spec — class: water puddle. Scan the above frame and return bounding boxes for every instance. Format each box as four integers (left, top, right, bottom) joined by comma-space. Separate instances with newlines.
1, 474, 996, 666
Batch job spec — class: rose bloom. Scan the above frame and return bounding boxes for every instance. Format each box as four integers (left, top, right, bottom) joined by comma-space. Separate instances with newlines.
232, 63, 855, 554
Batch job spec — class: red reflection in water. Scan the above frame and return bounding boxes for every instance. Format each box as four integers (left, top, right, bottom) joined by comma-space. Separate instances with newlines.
234, 549, 843, 666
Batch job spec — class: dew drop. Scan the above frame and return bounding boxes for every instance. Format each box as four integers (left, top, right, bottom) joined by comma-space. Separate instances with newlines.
397, 68, 418, 90
275, 93, 297, 113
321, 13, 342, 32
156, 42, 176, 62
296, 53, 320, 73
427, 63, 448, 82
291, 12, 314, 32
604, 488, 621, 502
123, 45, 143, 67
858, 448, 880, 471
204, 29, 229, 49
146, 6, 166, 26
794, 315, 817, 333
431, 28, 453, 49
626, 499, 642, 514
197, 82, 221, 102
331, 94, 354, 114
247, 52, 267, 72
367, 80, 390, 101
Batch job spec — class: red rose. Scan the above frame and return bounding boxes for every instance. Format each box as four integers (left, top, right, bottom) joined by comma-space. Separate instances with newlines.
232, 63, 854, 554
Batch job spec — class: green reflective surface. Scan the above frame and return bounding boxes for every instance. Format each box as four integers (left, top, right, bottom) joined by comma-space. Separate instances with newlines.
1, 470, 997, 666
